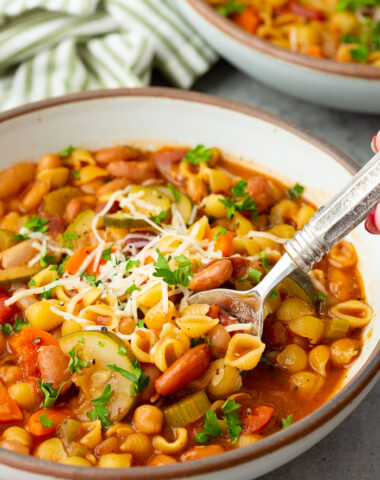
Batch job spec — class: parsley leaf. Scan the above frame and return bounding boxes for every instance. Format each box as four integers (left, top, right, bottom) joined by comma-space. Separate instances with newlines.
125, 285, 140, 295
15, 217, 49, 240
217, 0, 245, 16
195, 410, 222, 444
269, 289, 278, 299
350, 44, 369, 62
40, 287, 53, 299
219, 180, 258, 219
2, 319, 29, 336
72, 171, 80, 179
318, 291, 327, 301
14, 318, 29, 331
108, 361, 149, 397
182, 145, 212, 165
248, 267, 262, 283
118, 345, 127, 356
1, 323, 13, 336
68, 344, 89, 374
212, 226, 227, 240
149, 210, 168, 225
153, 249, 193, 287
287, 183, 304, 200
59, 145, 75, 157
281, 414, 293, 429
40, 246, 55, 268
87, 384, 113, 428
98, 341, 105, 347
168, 184, 181, 203
50, 256, 68, 276
80, 272, 101, 287
40, 413, 55, 429
260, 353, 274, 369
62, 232, 79, 249
136, 320, 145, 328
101, 245, 113, 262
191, 337, 209, 347
336, 0, 380, 11
125, 259, 140, 271
221, 398, 242, 444
37, 380, 67, 408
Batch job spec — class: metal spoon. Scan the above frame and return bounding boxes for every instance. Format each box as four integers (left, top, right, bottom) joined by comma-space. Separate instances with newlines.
189, 151, 380, 337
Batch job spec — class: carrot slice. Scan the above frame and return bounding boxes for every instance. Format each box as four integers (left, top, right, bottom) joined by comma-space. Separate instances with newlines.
64, 245, 98, 275
0, 382, 23, 423
242, 405, 274, 433
27, 408, 71, 436
205, 228, 234, 257
230, 6, 261, 34
300, 44, 324, 58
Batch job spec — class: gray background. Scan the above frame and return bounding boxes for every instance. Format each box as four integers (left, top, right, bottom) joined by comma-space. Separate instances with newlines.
159, 60, 380, 480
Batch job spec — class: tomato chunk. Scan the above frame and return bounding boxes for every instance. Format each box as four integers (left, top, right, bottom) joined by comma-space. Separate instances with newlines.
242, 405, 274, 433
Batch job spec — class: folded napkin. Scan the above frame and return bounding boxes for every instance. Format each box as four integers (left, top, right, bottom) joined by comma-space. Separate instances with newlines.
0, 0, 217, 111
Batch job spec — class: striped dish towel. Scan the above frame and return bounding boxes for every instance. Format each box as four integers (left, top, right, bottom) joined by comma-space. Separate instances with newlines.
0, 0, 217, 111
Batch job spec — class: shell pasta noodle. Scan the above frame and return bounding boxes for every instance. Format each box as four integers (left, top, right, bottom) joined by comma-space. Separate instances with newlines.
207, 0, 380, 66
0, 142, 370, 468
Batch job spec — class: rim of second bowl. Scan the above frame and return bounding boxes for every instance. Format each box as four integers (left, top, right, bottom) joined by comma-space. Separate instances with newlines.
0, 87, 378, 480
185, 0, 380, 81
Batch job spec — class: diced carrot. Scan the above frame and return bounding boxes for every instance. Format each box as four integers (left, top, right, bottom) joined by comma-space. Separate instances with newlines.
242, 405, 274, 433
64, 245, 97, 275
12, 326, 60, 378
27, 408, 71, 437
300, 44, 324, 58
144, 255, 155, 265
230, 6, 261, 34
205, 228, 234, 257
0, 382, 23, 423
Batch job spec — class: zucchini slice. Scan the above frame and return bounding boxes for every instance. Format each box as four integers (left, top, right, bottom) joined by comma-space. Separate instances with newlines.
279, 270, 318, 306
0, 229, 18, 252
0, 265, 42, 285
43, 186, 82, 217
103, 213, 150, 230
59, 331, 138, 423
128, 185, 171, 216
156, 186, 193, 224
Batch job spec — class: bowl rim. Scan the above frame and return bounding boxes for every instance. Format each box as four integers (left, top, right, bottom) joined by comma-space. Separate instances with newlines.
0, 87, 378, 480
184, 0, 380, 81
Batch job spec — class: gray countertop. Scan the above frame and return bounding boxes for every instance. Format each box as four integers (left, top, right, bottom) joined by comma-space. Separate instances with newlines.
159, 60, 380, 480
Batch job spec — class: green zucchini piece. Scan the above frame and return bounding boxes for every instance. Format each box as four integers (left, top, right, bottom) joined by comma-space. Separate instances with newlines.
164, 391, 211, 427
324, 318, 349, 342
128, 185, 171, 216
59, 331, 138, 423
156, 186, 193, 224
0, 229, 18, 252
280, 270, 318, 306
103, 213, 150, 230
0, 265, 42, 285
42, 186, 82, 217
64, 209, 96, 239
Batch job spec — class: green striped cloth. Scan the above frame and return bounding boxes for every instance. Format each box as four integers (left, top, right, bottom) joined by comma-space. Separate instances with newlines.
0, 0, 217, 110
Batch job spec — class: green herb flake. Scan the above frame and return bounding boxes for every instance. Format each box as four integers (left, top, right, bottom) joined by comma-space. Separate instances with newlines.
168, 184, 181, 203
108, 361, 149, 397
195, 410, 222, 444
80, 272, 102, 287
125, 284, 140, 295
63, 232, 80, 249
37, 380, 67, 408
15, 217, 49, 240
212, 227, 227, 241
219, 180, 258, 219
125, 259, 140, 271
28, 278, 36, 287
87, 384, 113, 428
39, 287, 53, 300
118, 345, 127, 356
68, 344, 89, 374
318, 292, 327, 301
248, 267, 262, 283
217, 0, 245, 16
281, 414, 293, 429
153, 249, 193, 287
350, 44, 369, 62
182, 145, 212, 165
101, 245, 113, 262
1, 323, 13, 336
39, 413, 55, 429
149, 210, 168, 225
14, 318, 29, 331
60, 145, 75, 157
287, 183, 304, 200
221, 398, 242, 444
40, 246, 55, 268
72, 171, 80, 179
269, 289, 278, 299
98, 341, 105, 347
136, 320, 145, 328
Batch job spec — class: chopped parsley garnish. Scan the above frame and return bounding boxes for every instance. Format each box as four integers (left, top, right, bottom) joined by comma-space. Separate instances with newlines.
269, 289, 278, 299
219, 180, 258, 219
59, 145, 75, 157
29, 278, 36, 287
260, 353, 274, 368
153, 249, 193, 287
191, 337, 210, 347
125, 259, 140, 271
1, 318, 29, 336
101, 245, 113, 262
221, 398, 242, 444
182, 145, 212, 165
281, 414, 293, 429
62, 232, 79, 249
49, 255, 68, 276
341, 34, 359, 43
216, 0, 245, 16
124, 284, 140, 295
40, 246, 55, 268
248, 267, 262, 283
287, 183, 305, 200
336, 0, 380, 11
72, 171, 80, 179
68, 344, 89, 374
149, 210, 168, 225
168, 184, 181, 202
108, 361, 149, 397
259, 251, 270, 269
212, 226, 227, 240
77, 336, 84, 344
87, 384, 113, 428
136, 320, 145, 328
15, 216, 49, 240
80, 272, 102, 287
40, 287, 53, 299
15, 318, 29, 331
195, 410, 222, 444
118, 345, 127, 356
1, 323, 13, 336
39, 413, 55, 429
318, 292, 327, 301
350, 44, 369, 62
37, 380, 67, 408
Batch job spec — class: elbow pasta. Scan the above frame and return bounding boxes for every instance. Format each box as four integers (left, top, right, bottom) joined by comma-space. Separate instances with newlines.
0, 142, 370, 469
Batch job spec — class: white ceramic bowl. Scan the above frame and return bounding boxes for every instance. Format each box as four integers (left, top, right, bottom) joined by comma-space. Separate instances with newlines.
179, 0, 380, 114
0, 88, 378, 480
